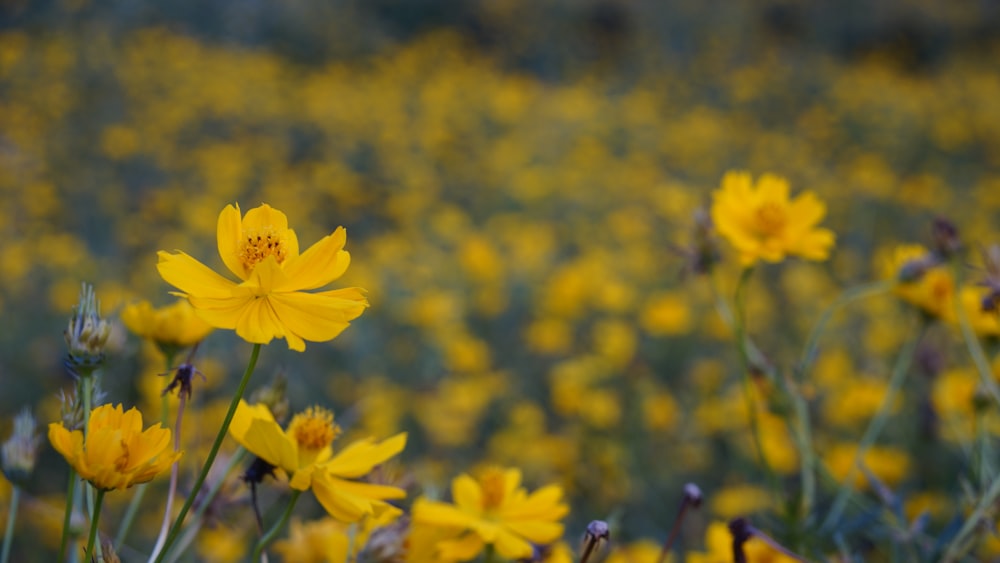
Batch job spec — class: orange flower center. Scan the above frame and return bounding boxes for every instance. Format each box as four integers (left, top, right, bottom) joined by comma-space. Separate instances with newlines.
479, 467, 507, 510
752, 202, 787, 237
239, 226, 288, 270
288, 406, 340, 451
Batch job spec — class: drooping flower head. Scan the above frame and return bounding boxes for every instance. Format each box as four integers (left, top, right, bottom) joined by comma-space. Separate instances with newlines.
48, 404, 181, 491
120, 299, 213, 352
157, 203, 368, 351
412, 466, 568, 561
229, 400, 407, 522
711, 172, 835, 266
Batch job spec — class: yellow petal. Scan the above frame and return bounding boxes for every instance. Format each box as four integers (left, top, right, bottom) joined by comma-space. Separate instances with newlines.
267, 291, 364, 349
242, 204, 289, 234
324, 433, 406, 478
452, 474, 483, 513
186, 293, 255, 330
492, 527, 535, 559
312, 473, 376, 522
217, 203, 247, 281
412, 499, 478, 529
234, 296, 284, 346
277, 227, 350, 292
157, 251, 237, 299
229, 401, 299, 471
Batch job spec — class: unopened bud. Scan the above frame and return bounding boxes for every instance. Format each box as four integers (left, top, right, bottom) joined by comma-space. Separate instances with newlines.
2, 408, 40, 484
250, 372, 289, 424
64, 283, 112, 376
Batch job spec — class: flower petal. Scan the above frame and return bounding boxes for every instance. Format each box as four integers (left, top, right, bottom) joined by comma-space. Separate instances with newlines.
324, 433, 406, 478
277, 227, 350, 292
228, 400, 299, 472
157, 251, 237, 299
242, 204, 289, 234
267, 291, 367, 348
217, 203, 247, 281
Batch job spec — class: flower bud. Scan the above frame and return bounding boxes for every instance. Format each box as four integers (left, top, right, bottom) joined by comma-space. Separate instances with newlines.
1, 408, 40, 484
64, 283, 112, 376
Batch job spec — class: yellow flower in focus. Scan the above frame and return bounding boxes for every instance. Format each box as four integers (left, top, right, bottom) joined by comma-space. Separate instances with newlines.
157, 203, 368, 351
711, 171, 835, 266
120, 299, 213, 349
228, 400, 407, 522
412, 466, 568, 561
272, 517, 350, 563
47, 404, 181, 491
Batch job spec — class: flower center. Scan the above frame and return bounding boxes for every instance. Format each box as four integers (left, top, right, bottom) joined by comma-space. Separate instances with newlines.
287, 406, 340, 451
753, 202, 786, 236
479, 467, 508, 510
238, 226, 288, 271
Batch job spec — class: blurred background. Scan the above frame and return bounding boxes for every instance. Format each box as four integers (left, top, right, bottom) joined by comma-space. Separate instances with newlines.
2, 0, 1000, 560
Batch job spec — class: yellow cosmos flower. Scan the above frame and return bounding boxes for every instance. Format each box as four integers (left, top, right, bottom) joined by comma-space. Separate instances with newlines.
687, 521, 799, 563
411, 466, 568, 561
120, 299, 214, 348
157, 203, 368, 351
48, 404, 181, 491
272, 517, 350, 563
882, 244, 954, 318
711, 171, 835, 266
228, 400, 407, 522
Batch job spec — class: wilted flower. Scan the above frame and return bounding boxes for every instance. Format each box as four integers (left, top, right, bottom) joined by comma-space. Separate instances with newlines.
711, 171, 835, 266
48, 404, 181, 491
157, 203, 368, 351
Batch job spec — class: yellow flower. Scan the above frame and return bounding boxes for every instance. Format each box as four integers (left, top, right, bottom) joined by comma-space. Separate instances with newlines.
412, 466, 568, 561
228, 400, 407, 522
47, 404, 181, 491
120, 299, 214, 348
687, 521, 798, 563
271, 517, 350, 563
882, 244, 953, 318
157, 203, 368, 351
711, 171, 835, 266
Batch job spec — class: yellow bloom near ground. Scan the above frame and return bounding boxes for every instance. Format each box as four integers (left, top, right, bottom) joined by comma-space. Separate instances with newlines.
47, 404, 180, 491
157, 203, 368, 351
711, 171, 835, 266
228, 400, 407, 522
412, 466, 568, 561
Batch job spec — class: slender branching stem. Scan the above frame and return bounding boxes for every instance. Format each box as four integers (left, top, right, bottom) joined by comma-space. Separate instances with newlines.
84, 489, 105, 563
0, 485, 20, 563
251, 491, 302, 562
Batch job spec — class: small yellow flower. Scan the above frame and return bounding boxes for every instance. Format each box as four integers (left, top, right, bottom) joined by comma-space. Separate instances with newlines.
120, 299, 214, 348
711, 171, 835, 266
882, 244, 953, 318
228, 400, 407, 522
47, 404, 181, 491
412, 466, 568, 561
272, 517, 350, 563
157, 203, 368, 351
688, 521, 799, 563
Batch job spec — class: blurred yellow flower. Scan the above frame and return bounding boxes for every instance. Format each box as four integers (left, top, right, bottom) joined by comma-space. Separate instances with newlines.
228, 400, 407, 522
157, 203, 368, 351
412, 466, 568, 561
688, 521, 799, 563
271, 517, 349, 563
120, 299, 213, 349
47, 404, 181, 491
711, 171, 835, 266
882, 244, 953, 318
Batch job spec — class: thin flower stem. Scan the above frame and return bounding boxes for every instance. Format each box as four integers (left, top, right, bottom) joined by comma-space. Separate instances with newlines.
251, 490, 302, 562
116, 357, 177, 549
482, 544, 496, 563
0, 485, 20, 563
954, 286, 1000, 409
729, 268, 780, 494
149, 387, 189, 560
84, 489, 105, 563
941, 471, 1000, 561
795, 280, 892, 382
79, 374, 103, 562
820, 321, 925, 532
59, 468, 77, 561
153, 342, 262, 563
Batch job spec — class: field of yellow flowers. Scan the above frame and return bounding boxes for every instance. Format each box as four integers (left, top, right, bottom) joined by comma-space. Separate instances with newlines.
2, 1, 1000, 561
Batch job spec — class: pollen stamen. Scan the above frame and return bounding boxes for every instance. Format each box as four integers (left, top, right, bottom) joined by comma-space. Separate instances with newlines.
238, 226, 287, 270
288, 406, 340, 451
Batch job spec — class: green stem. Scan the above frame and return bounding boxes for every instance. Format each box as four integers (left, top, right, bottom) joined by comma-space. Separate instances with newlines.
796, 280, 891, 382
941, 472, 1000, 561
820, 322, 925, 532
84, 489, 105, 563
79, 374, 102, 561
251, 490, 302, 562
0, 486, 20, 563
792, 393, 816, 518
59, 468, 77, 562
482, 543, 496, 563
153, 343, 262, 563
